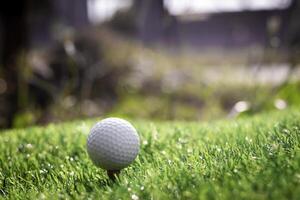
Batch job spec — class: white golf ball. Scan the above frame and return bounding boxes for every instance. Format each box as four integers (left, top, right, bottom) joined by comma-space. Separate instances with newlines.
87, 118, 140, 170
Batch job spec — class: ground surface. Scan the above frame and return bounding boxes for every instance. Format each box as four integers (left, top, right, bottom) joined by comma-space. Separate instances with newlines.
0, 109, 300, 199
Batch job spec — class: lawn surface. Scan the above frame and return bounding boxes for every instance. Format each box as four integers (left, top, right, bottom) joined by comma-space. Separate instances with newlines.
0, 109, 300, 199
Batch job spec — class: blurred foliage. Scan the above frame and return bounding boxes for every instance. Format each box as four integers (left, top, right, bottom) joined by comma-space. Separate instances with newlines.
12, 28, 134, 127
6, 27, 300, 128
277, 81, 300, 105
106, 9, 136, 36
2, 0, 300, 129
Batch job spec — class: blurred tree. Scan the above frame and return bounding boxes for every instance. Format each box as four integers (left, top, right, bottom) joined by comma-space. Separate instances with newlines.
108, 0, 179, 46
106, 6, 137, 36
0, 0, 90, 128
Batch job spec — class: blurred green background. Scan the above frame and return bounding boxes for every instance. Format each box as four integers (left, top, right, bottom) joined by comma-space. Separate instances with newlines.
0, 0, 300, 129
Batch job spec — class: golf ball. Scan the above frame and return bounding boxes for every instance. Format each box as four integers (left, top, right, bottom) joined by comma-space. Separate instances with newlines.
87, 118, 140, 170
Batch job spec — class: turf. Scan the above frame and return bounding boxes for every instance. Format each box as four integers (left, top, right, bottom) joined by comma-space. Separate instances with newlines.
0, 109, 300, 199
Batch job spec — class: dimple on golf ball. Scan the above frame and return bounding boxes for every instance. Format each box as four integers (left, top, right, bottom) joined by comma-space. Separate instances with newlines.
87, 118, 140, 170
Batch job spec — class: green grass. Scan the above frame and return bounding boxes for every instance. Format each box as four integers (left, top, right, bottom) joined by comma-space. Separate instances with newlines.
1, 109, 300, 199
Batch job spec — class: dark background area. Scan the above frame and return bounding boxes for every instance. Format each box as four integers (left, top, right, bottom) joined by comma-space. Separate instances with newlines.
0, 0, 300, 129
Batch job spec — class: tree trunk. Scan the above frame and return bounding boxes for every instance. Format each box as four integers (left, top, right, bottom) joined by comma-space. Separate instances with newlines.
135, 0, 165, 44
